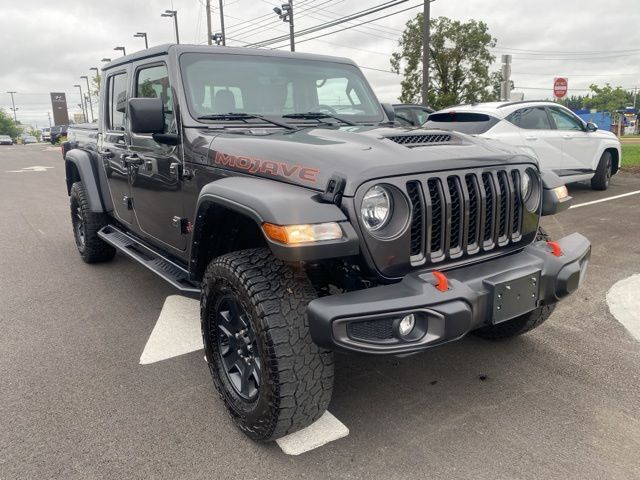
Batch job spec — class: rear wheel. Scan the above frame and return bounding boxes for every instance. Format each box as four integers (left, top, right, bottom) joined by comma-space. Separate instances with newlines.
473, 227, 555, 339
591, 151, 612, 190
69, 182, 116, 263
201, 248, 334, 441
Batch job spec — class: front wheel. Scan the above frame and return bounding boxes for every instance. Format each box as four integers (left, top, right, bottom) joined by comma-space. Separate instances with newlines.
201, 248, 334, 441
591, 151, 613, 190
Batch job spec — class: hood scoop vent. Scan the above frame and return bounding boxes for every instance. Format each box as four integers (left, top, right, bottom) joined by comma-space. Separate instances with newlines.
385, 133, 453, 147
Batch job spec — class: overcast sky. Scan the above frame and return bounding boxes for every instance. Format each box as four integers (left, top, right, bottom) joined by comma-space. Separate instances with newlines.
0, 0, 638, 128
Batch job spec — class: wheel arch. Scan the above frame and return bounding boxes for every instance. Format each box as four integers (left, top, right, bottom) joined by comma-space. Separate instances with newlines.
603, 147, 620, 174
64, 149, 113, 213
189, 177, 359, 282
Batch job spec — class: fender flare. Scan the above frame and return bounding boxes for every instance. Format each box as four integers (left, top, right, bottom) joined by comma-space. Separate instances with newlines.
64, 149, 112, 213
540, 170, 571, 216
191, 176, 359, 266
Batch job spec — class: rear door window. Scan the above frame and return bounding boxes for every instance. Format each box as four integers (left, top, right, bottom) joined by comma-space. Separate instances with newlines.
107, 72, 128, 131
424, 112, 499, 134
507, 107, 552, 130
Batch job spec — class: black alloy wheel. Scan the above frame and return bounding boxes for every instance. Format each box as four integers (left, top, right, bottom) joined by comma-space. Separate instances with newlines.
215, 296, 261, 401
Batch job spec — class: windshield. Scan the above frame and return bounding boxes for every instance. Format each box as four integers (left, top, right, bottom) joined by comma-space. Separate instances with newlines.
180, 53, 383, 124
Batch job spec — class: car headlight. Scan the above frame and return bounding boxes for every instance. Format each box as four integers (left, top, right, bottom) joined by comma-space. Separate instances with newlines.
361, 185, 392, 231
522, 169, 541, 212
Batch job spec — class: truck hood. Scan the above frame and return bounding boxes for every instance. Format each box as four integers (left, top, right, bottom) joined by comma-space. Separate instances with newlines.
202, 125, 536, 196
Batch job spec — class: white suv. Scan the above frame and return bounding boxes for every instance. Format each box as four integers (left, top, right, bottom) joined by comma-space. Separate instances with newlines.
425, 101, 622, 190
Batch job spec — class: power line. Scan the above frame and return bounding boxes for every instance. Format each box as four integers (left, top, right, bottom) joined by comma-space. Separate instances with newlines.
269, 2, 423, 49
493, 47, 640, 56
247, 0, 410, 48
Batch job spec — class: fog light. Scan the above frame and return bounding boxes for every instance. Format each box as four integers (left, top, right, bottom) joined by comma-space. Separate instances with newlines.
398, 314, 416, 337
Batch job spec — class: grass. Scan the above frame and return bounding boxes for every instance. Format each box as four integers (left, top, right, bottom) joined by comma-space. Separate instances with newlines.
621, 143, 640, 169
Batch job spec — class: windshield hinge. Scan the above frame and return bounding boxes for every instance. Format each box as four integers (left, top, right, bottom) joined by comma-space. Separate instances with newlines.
319, 173, 346, 206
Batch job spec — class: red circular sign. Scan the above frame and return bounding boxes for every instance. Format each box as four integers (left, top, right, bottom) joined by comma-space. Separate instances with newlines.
554, 78, 568, 98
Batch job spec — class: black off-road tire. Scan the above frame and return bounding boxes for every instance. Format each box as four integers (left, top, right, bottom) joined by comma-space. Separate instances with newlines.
201, 248, 334, 441
69, 182, 116, 263
473, 227, 555, 339
591, 151, 613, 190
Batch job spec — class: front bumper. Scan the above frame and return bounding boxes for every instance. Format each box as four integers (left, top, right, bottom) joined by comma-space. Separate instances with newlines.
308, 233, 590, 355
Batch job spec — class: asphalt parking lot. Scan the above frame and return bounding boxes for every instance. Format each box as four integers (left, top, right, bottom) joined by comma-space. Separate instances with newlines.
1, 145, 639, 480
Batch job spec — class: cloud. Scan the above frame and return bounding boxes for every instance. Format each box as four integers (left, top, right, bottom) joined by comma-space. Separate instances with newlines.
1, 0, 637, 126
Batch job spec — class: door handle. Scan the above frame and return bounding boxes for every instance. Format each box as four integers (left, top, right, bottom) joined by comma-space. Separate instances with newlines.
562, 135, 573, 140
525, 136, 537, 141
169, 162, 182, 178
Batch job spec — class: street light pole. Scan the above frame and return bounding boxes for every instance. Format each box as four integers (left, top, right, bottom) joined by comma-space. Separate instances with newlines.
80, 75, 94, 122
273, 2, 294, 52
101, 58, 112, 63
47, 112, 52, 128
7, 91, 17, 122
161, 10, 179, 44
74, 84, 86, 122
134, 32, 149, 49
114, 46, 126, 56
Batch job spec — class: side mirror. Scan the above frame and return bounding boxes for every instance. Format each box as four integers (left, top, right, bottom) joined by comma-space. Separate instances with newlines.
381, 103, 395, 123
586, 121, 598, 132
128, 97, 165, 134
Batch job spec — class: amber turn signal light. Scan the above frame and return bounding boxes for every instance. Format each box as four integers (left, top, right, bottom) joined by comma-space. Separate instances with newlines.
262, 222, 343, 245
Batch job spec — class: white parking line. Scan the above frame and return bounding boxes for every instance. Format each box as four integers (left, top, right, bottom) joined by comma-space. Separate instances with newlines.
276, 411, 349, 455
606, 274, 640, 342
569, 190, 640, 209
139, 295, 202, 365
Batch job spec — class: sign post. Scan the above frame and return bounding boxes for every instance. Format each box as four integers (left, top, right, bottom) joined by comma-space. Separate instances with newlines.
553, 77, 568, 100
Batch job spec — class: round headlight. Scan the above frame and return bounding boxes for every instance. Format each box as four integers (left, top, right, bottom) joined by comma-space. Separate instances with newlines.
361, 185, 392, 231
521, 170, 532, 202
522, 169, 541, 212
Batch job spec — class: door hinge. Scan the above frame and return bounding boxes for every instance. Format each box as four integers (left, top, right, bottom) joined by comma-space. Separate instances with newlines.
172, 216, 192, 234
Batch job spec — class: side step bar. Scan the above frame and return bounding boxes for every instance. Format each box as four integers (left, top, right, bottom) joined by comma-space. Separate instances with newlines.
98, 225, 200, 297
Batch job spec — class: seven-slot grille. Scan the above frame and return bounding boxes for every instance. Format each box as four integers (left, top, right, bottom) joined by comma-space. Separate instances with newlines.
407, 168, 524, 264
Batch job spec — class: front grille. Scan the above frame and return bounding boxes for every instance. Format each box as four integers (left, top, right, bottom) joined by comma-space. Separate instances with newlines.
386, 134, 452, 146
347, 319, 394, 341
407, 168, 524, 264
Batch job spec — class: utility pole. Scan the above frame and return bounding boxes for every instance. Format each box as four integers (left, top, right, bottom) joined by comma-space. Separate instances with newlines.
47, 112, 52, 128
134, 32, 149, 49
206, 0, 212, 45
7, 91, 17, 122
288, 0, 295, 52
500, 55, 512, 101
421, 0, 430, 106
218, 0, 226, 46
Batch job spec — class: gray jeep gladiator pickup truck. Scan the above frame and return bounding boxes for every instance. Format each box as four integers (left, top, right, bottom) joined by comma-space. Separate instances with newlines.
63, 44, 590, 441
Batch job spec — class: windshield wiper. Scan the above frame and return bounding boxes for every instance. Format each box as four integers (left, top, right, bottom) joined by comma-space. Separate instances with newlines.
197, 113, 298, 131
282, 112, 357, 126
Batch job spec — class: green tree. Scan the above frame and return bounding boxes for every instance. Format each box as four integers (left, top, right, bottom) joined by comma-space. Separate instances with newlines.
391, 16, 497, 109
560, 95, 586, 110
0, 108, 20, 138
583, 83, 629, 113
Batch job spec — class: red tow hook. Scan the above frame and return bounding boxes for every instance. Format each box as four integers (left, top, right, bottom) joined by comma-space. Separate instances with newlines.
547, 241, 563, 257
432, 271, 449, 292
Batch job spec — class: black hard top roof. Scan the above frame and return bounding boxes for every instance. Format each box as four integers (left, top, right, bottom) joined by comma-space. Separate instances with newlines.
103, 43, 356, 71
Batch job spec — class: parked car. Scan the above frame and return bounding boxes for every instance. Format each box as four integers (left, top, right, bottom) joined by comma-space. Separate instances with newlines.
393, 103, 434, 127
0, 135, 13, 145
42, 128, 51, 142
62, 44, 589, 442
50, 125, 68, 144
23, 135, 38, 144
425, 101, 621, 190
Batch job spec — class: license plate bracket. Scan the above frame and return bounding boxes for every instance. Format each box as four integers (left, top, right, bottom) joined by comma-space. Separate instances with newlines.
485, 268, 541, 324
